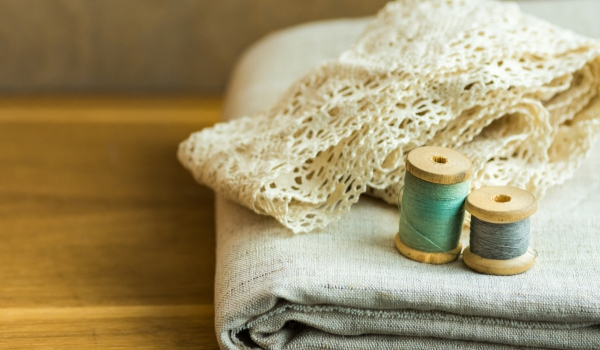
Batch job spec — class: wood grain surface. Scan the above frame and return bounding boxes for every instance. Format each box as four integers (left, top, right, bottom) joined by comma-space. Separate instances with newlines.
0, 96, 221, 349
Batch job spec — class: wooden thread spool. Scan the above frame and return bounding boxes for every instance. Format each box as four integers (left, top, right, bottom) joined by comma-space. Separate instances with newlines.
395, 146, 472, 264
463, 186, 538, 276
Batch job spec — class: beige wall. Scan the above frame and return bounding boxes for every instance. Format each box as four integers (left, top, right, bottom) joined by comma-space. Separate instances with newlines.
0, 0, 389, 94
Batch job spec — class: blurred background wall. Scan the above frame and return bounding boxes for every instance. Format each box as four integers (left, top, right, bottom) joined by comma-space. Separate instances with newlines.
0, 0, 390, 94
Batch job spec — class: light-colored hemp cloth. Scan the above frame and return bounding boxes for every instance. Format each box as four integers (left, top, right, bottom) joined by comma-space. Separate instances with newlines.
213, 1, 600, 349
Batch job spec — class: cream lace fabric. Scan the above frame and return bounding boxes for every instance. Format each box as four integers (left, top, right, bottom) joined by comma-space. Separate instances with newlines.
179, 0, 600, 233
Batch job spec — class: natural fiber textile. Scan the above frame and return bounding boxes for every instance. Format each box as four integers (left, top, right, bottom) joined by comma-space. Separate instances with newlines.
180, 0, 600, 233
210, 2, 600, 349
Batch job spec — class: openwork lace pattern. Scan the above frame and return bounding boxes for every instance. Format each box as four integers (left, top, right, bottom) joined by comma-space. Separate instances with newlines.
179, 0, 600, 233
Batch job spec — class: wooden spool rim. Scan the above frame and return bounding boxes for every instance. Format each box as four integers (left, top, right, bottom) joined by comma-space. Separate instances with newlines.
405, 146, 472, 185
465, 186, 537, 224
462, 246, 536, 276
395, 232, 462, 264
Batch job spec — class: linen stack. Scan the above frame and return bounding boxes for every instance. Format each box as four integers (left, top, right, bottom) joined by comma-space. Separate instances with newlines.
179, 1, 600, 348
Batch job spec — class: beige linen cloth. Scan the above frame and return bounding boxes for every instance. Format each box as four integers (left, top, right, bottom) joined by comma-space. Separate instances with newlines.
204, 1, 600, 349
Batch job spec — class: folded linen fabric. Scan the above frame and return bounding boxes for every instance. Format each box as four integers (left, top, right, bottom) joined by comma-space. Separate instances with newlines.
204, 2, 600, 349
180, 0, 600, 234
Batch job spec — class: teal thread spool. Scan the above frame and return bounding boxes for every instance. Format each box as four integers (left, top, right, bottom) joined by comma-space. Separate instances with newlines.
463, 186, 538, 275
395, 146, 472, 264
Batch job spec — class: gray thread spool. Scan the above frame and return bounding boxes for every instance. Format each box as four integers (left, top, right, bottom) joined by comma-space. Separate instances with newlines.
463, 186, 538, 276
470, 216, 530, 260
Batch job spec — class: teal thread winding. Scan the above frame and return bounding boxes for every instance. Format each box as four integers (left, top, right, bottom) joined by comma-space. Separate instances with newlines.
398, 171, 469, 253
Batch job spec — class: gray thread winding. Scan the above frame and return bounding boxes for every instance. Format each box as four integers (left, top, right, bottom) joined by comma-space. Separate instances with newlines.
470, 216, 530, 260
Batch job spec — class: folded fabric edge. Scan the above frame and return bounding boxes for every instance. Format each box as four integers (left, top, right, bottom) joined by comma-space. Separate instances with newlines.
224, 302, 598, 350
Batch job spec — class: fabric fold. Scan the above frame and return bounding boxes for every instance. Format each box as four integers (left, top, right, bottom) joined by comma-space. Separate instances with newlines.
241, 303, 598, 350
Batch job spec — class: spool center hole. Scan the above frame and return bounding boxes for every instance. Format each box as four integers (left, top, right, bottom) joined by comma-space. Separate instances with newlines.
431, 155, 448, 164
492, 194, 511, 203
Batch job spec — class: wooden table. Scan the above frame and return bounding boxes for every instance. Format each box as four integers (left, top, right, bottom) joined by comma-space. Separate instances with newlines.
0, 97, 221, 349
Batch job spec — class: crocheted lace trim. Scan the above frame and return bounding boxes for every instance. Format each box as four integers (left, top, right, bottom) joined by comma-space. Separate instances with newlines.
179, 0, 600, 233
